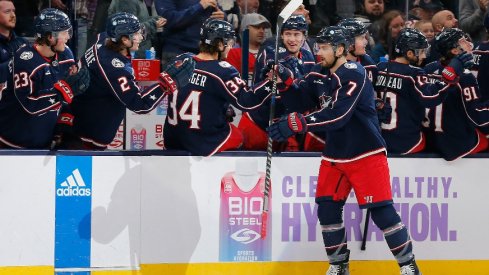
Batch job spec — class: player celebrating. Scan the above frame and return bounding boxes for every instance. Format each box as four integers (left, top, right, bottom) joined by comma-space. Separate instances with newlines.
337, 18, 378, 84
163, 18, 273, 156
267, 26, 422, 275
424, 28, 489, 161
375, 28, 472, 154
238, 14, 316, 151
0, 8, 89, 149
63, 12, 194, 150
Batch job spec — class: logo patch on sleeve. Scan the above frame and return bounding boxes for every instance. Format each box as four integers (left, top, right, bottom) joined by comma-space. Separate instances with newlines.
20, 51, 33, 60
219, 61, 232, 68
111, 58, 125, 68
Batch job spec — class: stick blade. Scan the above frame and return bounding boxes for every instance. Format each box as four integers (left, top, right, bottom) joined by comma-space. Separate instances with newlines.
260, 211, 268, 239
278, 0, 303, 24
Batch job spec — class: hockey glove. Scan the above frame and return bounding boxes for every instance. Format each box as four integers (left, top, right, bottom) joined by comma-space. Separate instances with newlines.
51, 111, 74, 150
259, 59, 275, 80
54, 66, 90, 104
267, 112, 307, 142
160, 54, 196, 93
279, 56, 303, 79
375, 98, 392, 124
442, 51, 473, 83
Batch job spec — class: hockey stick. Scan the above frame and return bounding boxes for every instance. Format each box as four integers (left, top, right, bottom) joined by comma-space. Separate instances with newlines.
261, 0, 303, 240
362, 28, 394, 250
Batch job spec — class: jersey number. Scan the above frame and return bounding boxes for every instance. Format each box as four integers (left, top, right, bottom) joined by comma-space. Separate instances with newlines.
118, 77, 131, 92
167, 90, 202, 129
14, 72, 29, 89
379, 91, 398, 130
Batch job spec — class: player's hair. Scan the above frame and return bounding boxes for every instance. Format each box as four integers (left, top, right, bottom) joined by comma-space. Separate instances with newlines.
105, 39, 128, 53
199, 40, 221, 55
35, 36, 51, 46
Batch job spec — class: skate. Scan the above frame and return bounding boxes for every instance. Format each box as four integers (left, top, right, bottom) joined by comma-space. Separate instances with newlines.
400, 260, 422, 275
326, 262, 349, 275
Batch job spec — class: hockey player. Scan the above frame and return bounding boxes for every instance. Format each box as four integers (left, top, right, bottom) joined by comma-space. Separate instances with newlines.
63, 12, 194, 150
0, 8, 89, 149
472, 13, 489, 136
423, 28, 489, 161
238, 14, 316, 151
375, 28, 473, 154
163, 18, 274, 156
337, 18, 378, 84
268, 25, 422, 275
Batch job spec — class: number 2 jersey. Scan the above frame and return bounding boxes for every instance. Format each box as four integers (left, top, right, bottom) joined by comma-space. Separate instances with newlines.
73, 33, 167, 147
0, 45, 75, 148
163, 57, 272, 156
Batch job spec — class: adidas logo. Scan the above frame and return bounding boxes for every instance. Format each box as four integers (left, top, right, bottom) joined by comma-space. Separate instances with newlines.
56, 168, 91, 197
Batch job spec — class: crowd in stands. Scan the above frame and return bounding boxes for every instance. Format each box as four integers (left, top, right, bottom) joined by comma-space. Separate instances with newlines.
1, 0, 489, 161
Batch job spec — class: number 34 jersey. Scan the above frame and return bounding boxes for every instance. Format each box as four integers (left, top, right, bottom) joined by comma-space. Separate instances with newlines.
163, 57, 271, 156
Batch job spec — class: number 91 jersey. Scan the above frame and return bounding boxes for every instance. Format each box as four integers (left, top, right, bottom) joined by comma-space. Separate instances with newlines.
163, 58, 271, 156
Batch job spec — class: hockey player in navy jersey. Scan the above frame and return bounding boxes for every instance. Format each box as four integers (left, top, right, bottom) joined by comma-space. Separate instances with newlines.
163, 18, 273, 156
375, 28, 473, 155
424, 28, 489, 161
62, 12, 194, 150
238, 14, 316, 151
268, 26, 422, 275
472, 13, 489, 136
0, 8, 89, 149
337, 18, 378, 84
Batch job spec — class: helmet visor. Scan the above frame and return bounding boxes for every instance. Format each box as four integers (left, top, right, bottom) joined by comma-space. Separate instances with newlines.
415, 44, 431, 58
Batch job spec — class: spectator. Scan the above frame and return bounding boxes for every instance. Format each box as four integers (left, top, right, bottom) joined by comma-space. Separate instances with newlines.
414, 19, 435, 42
355, 0, 385, 23
155, 0, 225, 64
64, 13, 193, 150
410, 0, 444, 21
370, 9, 404, 62
0, 0, 28, 82
0, 9, 88, 149
225, 13, 270, 85
108, 0, 166, 59
459, 0, 489, 44
424, 28, 489, 161
374, 28, 468, 154
432, 9, 458, 35
163, 19, 273, 156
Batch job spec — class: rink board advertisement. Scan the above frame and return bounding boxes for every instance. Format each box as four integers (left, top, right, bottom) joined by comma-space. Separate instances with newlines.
0, 154, 488, 269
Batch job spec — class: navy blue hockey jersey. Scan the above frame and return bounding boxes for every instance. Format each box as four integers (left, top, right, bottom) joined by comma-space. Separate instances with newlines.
357, 54, 378, 84
163, 58, 272, 156
424, 61, 489, 160
72, 33, 167, 147
0, 45, 75, 148
288, 61, 386, 161
472, 42, 489, 135
247, 45, 316, 130
375, 61, 451, 154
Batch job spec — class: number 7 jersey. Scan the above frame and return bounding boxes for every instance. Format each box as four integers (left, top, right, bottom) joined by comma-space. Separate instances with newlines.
163, 57, 272, 156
